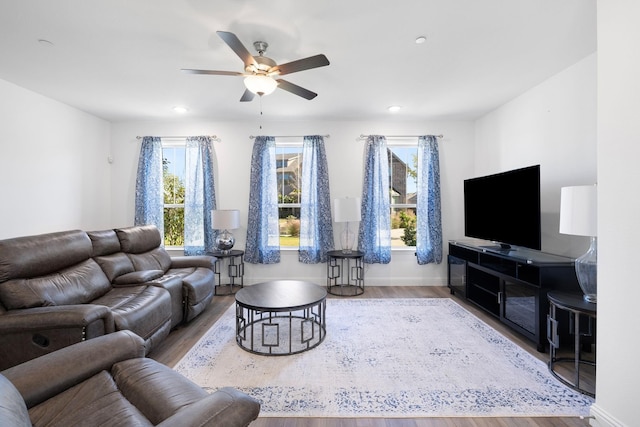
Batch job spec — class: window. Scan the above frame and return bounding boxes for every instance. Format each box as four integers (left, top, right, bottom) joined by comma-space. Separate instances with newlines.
388, 144, 418, 247
275, 142, 303, 247
162, 143, 186, 247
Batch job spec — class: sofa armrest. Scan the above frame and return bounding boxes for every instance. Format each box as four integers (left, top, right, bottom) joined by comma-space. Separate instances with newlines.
0, 304, 114, 333
1, 330, 145, 409
156, 387, 260, 427
113, 269, 164, 286
171, 255, 216, 270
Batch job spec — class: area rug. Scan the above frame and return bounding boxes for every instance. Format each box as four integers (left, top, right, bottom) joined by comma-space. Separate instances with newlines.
173, 298, 593, 417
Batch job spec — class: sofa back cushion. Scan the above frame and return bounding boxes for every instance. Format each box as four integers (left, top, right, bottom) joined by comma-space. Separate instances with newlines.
127, 249, 172, 272
116, 225, 162, 254
94, 253, 135, 283
87, 229, 122, 257
0, 259, 112, 310
116, 226, 171, 272
0, 230, 92, 283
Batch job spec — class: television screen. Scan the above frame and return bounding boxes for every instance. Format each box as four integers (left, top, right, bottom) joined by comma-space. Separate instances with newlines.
464, 165, 541, 250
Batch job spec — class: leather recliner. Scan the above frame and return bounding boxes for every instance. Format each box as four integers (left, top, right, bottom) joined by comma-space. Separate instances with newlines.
0, 330, 260, 426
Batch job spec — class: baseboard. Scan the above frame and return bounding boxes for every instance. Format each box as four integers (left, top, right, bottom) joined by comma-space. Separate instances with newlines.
589, 404, 627, 427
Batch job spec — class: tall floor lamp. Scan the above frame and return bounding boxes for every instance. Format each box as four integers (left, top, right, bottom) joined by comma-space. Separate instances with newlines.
559, 185, 597, 303
334, 197, 361, 254
211, 209, 240, 254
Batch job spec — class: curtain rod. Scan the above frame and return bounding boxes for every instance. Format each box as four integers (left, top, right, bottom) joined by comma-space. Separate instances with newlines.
136, 135, 221, 142
249, 134, 330, 139
357, 134, 443, 141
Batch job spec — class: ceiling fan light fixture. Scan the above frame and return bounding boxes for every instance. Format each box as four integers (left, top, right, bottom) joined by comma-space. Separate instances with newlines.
244, 75, 278, 96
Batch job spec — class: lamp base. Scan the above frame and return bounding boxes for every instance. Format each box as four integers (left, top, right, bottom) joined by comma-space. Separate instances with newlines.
575, 236, 597, 303
340, 223, 355, 254
215, 229, 235, 254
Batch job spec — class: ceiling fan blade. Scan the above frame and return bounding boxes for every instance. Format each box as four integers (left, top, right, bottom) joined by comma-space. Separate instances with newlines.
217, 31, 257, 68
181, 69, 244, 76
275, 54, 330, 76
276, 79, 318, 100
240, 89, 255, 102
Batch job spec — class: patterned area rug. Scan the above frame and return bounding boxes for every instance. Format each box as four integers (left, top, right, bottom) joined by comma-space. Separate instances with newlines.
174, 298, 593, 417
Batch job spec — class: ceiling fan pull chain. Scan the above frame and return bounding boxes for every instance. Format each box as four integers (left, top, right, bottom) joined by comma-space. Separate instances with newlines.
259, 95, 263, 130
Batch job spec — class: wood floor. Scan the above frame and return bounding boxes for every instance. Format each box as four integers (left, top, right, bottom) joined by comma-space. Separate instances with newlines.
149, 286, 592, 427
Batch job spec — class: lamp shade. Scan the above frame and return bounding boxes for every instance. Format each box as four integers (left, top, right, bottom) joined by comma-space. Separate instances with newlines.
559, 185, 597, 237
334, 197, 361, 223
243, 75, 278, 95
211, 209, 240, 230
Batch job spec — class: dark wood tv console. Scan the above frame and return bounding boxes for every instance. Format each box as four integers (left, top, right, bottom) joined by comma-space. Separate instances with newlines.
447, 240, 580, 352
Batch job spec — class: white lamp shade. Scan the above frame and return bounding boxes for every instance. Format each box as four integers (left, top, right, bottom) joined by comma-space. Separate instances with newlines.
559, 185, 597, 237
211, 209, 240, 230
243, 75, 278, 95
334, 197, 361, 223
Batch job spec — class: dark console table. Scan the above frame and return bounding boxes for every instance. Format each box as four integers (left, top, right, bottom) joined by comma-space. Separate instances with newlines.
548, 291, 596, 397
447, 240, 580, 352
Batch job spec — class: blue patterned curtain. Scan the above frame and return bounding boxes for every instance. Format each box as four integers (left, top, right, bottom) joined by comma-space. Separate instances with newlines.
299, 135, 334, 263
416, 135, 443, 264
184, 136, 217, 255
134, 136, 164, 235
358, 135, 391, 264
245, 136, 280, 264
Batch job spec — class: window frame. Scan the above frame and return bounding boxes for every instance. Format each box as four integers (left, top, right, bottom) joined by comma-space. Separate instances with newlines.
161, 139, 187, 250
387, 142, 418, 249
275, 140, 304, 249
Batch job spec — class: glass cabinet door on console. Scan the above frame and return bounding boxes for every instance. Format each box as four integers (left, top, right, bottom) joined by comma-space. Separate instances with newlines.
502, 278, 537, 337
447, 255, 466, 298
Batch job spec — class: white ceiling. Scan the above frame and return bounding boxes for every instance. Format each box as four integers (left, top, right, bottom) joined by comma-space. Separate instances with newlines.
0, 0, 596, 123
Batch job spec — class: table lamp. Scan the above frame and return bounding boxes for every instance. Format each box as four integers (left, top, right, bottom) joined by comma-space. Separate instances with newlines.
211, 209, 240, 254
334, 197, 361, 254
559, 185, 597, 303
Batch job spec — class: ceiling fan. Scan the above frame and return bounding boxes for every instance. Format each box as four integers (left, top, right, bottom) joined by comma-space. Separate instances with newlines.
182, 31, 330, 102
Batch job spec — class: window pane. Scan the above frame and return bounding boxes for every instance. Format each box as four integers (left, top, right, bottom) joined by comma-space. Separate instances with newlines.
162, 145, 186, 246
388, 146, 417, 205
388, 146, 418, 247
276, 144, 303, 247
164, 207, 184, 246
391, 207, 417, 247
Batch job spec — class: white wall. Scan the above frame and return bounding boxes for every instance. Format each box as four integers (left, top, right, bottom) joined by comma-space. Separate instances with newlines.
110, 119, 475, 286
0, 79, 112, 239
590, 1, 640, 426
475, 54, 597, 257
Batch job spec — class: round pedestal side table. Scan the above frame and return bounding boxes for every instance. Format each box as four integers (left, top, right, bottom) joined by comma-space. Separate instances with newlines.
326, 250, 365, 296
547, 290, 596, 397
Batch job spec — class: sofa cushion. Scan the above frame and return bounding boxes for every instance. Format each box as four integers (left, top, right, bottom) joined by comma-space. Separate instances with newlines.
28, 370, 153, 427
0, 230, 91, 283
127, 248, 172, 273
91, 286, 171, 340
0, 375, 31, 427
94, 252, 135, 282
87, 229, 122, 257
0, 259, 112, 310
116, 225, 162, 254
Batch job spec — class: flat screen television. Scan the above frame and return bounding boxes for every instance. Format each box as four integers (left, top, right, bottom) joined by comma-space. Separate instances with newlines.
464, 165, 541, 251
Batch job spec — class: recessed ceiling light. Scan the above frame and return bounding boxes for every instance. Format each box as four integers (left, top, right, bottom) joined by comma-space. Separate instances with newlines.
415, 36, 427, 44
387, 105, 402, 113
173, 106, 188, 114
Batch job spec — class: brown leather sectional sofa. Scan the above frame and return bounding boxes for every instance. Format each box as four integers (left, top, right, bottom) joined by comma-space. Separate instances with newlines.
0, 225, 216, 370
0, 330, 260, 426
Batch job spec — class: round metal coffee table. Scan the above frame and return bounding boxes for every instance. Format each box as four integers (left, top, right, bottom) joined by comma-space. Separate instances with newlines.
235, 280, 327, 356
